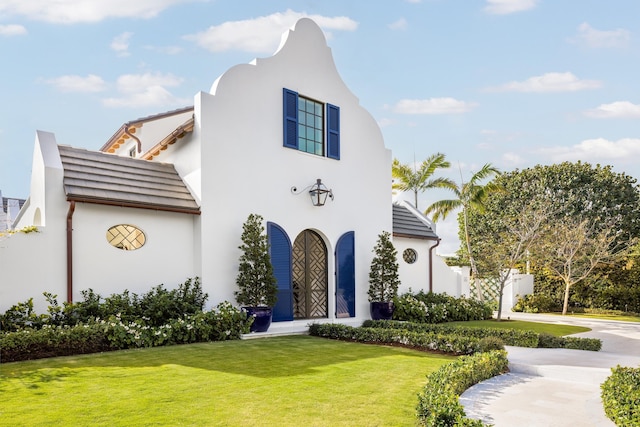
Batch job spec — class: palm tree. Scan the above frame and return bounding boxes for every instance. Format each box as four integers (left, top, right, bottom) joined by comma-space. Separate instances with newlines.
391, 153, 457, 210
425, 163, 502, 300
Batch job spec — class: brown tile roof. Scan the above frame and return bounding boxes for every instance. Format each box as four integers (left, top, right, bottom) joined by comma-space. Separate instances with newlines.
100, 106, 194, 153
58, 145, 200, 214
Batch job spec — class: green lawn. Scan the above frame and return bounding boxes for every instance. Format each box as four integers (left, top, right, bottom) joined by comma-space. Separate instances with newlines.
555, 312, 640, 323
449, 319, 591, 336
0, 335, 454, 427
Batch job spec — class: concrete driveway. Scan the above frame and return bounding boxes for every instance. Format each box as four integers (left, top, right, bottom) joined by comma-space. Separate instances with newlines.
460, 312, 640, 426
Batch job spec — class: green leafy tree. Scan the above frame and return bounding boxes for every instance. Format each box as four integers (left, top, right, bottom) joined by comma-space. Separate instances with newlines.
425, 163, 502, 300
368, 231, 401, 302
235, 214, 278, 308
466, 162, 640, 312
392, 153, 456, 210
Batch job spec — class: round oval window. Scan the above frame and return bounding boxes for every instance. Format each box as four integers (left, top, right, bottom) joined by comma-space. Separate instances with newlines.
403, 248, 417, 264
106, 224, 146, 251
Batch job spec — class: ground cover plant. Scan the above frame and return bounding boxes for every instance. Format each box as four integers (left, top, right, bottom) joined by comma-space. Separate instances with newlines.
601, 365, 640, 426
0, 335, 455, 426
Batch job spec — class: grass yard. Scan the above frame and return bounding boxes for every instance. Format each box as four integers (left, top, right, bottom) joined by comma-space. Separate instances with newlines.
0, 335, 454, 427
449, 319, 591, 336
555, 312, 640, 323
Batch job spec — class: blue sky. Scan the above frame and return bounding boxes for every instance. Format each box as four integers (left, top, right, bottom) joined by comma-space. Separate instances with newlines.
1, 0, 639, 254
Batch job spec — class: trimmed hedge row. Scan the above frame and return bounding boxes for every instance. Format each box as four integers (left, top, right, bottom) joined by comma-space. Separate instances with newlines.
537, 332, 602, 351
365, 320, 602, 351
416, 350, 509, 426
1, 324, 111, 362
1, 302, 252, 363
601, 366, 640, 426
364, 320, 539, 348
308, 323, 480, 355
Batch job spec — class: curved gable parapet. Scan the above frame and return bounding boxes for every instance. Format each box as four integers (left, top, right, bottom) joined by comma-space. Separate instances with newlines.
211, 18, 350, 98
207, 17, 385, 152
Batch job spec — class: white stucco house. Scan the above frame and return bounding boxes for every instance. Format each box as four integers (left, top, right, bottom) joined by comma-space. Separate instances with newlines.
1, 19, 469, 326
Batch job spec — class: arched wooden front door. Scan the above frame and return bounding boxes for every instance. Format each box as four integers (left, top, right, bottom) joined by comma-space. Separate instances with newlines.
292, 230, 328, 319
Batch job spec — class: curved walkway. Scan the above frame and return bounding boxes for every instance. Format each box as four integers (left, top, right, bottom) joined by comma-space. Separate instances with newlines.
460, 312, 640, 426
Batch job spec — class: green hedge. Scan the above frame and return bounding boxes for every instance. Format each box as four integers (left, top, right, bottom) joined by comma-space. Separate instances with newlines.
364, 320, 539, 348
366, 320, 602, 351
393, 292, 493, 323
601, 366, 640, 426
1, 302, 252, 363
1, 324, 111, 362
308, 323, 480, 355
416, 350, 509, 426
537, 332, 602, 351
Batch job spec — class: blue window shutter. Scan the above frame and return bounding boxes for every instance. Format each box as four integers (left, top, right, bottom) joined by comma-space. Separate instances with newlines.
268, 222, 293, 322
335, 231, 355, 318
327, 103, 340, 160
283, 88, 298, 149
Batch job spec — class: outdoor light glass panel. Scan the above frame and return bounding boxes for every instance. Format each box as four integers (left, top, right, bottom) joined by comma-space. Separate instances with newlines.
106, 224, 146, 250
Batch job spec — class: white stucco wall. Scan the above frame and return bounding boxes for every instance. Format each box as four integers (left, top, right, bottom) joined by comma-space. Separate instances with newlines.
394, 237, 468, 298
1, 132, 69, 312
69, 203, 197, 301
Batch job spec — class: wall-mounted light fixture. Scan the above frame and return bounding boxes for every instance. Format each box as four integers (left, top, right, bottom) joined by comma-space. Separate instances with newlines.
291, 178, 334, 207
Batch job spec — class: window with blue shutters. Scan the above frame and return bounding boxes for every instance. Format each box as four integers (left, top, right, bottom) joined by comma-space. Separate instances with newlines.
283, 88, 340, 159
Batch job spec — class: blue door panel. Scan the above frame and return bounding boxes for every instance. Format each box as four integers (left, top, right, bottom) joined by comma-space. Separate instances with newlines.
268, 222, 294, 322
335, 231, 355, 318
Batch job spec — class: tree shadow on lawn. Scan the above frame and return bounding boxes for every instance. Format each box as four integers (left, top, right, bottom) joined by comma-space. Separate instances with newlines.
1, 335, 454, 380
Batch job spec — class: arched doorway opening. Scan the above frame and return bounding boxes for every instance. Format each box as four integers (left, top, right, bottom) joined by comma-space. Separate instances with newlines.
292, 229, 328, 319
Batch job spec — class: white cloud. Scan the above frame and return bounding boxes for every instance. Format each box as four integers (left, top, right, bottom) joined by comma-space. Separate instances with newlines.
538, 138, 640, 163
184, 9, 358, 54
571, 22, 630, 48
501, 152, 524, 167
45, 74, 106, 93
584, 101, 640, 119
111, 32, 133, 57
0, 0, 195, 24
484, 0, 538, 15
388, 18, 408, 31
486, 72, 602, 93
0, 24, 26, 36
393, 97, 478, 114
102, 72, 189, 108
145, 45, 183, 55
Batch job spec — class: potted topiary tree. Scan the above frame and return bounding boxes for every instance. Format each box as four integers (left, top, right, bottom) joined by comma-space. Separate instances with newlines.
368, 231, 401, 320
235, 213, 278, 332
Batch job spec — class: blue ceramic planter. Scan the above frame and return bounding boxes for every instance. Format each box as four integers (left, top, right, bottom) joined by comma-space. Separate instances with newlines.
244, 307, 273, 333
370, 301, 394, 320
